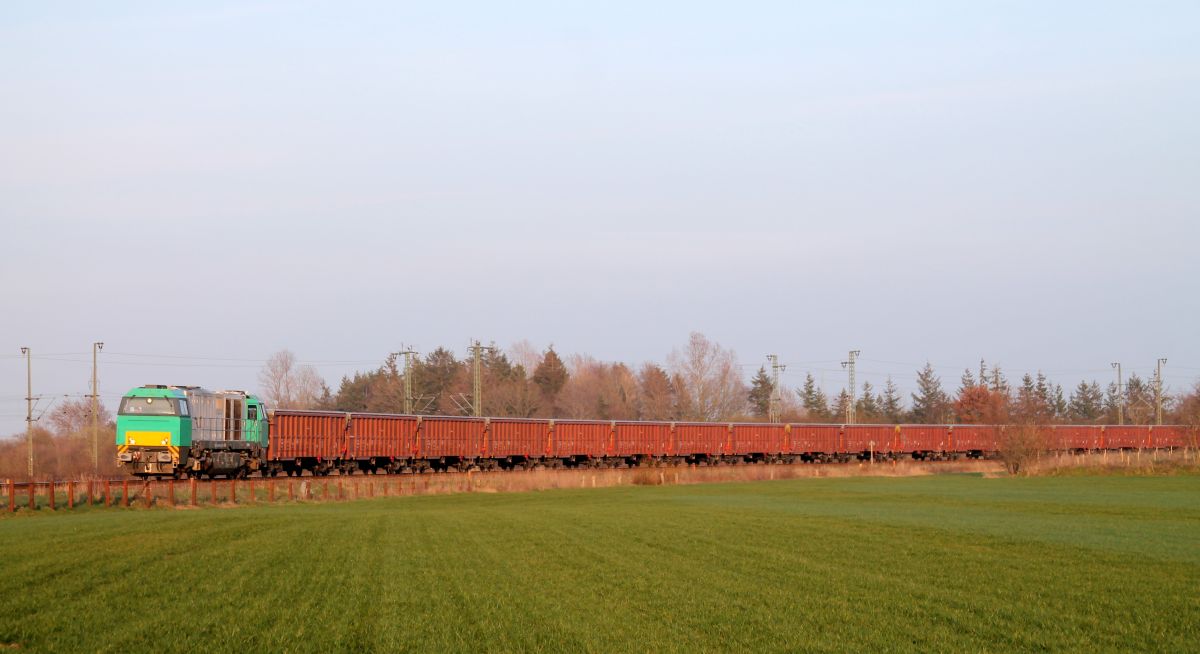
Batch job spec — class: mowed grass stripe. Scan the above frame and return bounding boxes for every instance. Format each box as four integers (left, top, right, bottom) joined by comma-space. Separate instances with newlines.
0, 475, 1196, 653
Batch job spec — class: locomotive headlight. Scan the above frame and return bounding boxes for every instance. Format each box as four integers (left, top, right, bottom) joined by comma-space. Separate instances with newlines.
158, 452, 174, 462
118, 453, 133, 462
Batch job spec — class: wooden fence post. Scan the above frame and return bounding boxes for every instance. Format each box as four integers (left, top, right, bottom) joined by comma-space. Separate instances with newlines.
67, 481, 75, 509
7, 479, 14, 513
104, 480, 111, 507
268, 480, 275, 503
288, 481, 294, 501
190, 478, 198, 507
87, 480, 93, 506
143, 481, 152, 508
122, 480, 130, 507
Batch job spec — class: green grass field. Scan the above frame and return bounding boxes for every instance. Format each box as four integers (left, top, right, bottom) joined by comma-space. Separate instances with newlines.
1, 474, 1197, 652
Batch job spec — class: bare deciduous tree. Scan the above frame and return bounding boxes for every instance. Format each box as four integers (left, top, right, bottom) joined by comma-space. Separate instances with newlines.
47, 398, 113, 438
557, 355, 636, 419
258, 349, 326, 410
507, 340, 542, 374
667, 332, 747, 421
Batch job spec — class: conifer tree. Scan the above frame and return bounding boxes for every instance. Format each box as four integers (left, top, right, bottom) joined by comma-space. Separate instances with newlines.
1051, 384, 1068, 421
856, 381, 880, 421
910, 363, 950, 423
880, 377, 904, 422
799, 373, 830, 421
747, 367, 774, 418
988, 365, 1010, 394
1104, 382, 1123, 423
532, 347, 568, 413
1124, 373, 1154, 424
1068, 380, 1104, 423
958, 369, 977, 396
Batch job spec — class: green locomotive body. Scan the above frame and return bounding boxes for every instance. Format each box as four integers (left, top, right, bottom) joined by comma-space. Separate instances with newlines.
116, 385, 270, 478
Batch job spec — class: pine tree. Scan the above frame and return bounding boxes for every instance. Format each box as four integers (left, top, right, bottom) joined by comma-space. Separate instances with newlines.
532, 347, 568, 412
315, 382, 335, 410
1051, 384, 1068, 421
958, 369, 977, 396
856, 381, 880, 421
1124, 373, 1154, 424
988, 365, 1010, 394
747, 367, 774, 418
799, 373, 830, 421
1034, 372, 1057, 419
1104, 382, 1123, 423
333, 370, 381, 412
910, 363, 950, 423
413, 347, 464, 414
1068, 380, 1104, 423
1013, 372, 1060, 422
880, 377, 904, 422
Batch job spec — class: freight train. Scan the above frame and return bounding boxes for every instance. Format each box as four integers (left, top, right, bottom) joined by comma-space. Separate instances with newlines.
115, 385, 1195, 478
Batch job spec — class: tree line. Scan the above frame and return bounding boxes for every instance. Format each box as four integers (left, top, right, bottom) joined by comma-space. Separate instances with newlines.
791, 363, 1178, 426
0, 398, 120, 480
261, 336, 1200, 427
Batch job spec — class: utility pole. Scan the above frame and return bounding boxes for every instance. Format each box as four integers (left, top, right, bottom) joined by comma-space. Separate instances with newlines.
766, 354, 785, 422
841, 350, 861, 424
21, 347, 32, 478
91, 342, 103, 473
1155, 358, 1167, 425
402, 349, 416, 414
391, 347, 418, 414
1111, 362, 1124, 426
468, 340, 493, 417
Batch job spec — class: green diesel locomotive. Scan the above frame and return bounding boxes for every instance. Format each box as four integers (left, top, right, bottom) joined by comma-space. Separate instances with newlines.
116, 385, 270, 478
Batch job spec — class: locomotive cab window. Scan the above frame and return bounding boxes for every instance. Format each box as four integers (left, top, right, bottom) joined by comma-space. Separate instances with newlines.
118, 396, 180, 416
178, 399, 189, 416
248, 406, 258, 420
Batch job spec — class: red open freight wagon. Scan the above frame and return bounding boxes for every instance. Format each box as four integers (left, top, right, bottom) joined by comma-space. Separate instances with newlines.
488, 418, 550, 462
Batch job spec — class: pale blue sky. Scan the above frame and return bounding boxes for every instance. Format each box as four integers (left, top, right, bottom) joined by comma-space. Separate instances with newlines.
1, 1, 1198, 432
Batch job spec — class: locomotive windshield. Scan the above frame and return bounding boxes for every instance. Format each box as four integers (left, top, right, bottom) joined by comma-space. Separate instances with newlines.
118, 396, 181, 416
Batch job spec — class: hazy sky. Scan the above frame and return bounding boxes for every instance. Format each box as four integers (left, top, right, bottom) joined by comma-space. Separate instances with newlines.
2, 1, 1198, 434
